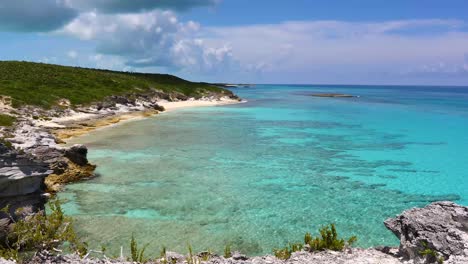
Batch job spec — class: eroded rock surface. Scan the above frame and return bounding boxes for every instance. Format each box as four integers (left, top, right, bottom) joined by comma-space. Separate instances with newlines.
385, 201, 468, 263
0, 143, 51, 206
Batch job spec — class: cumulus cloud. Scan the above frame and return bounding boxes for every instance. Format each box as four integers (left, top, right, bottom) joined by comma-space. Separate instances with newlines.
0, 0, 217, 32
68, 0, 218, 13
60, 10, 235, 72
0, 0, 77, 32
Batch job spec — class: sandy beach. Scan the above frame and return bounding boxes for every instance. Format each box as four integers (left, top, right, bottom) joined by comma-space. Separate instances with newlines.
45, 98, 243, 141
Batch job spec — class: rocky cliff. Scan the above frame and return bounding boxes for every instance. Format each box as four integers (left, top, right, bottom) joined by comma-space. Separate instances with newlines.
0, 143, 51, 216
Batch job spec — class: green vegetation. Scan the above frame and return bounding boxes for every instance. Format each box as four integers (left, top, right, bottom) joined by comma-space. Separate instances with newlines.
1, 201, 357, 263
186, 244, 196, 264
0, 61, 232, 109
0, 114, 16, 127
129, 234, 149, 263
0, 138, 13, 148
307, 224, 357, 251
223, 244, 232, 258
273, 224, 357, 260
419, 241, 444, 264
0, 199, 87, 262
273, 242, 303, 260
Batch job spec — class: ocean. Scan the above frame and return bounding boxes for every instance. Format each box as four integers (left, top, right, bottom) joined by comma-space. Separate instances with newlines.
61, 84, 468, 256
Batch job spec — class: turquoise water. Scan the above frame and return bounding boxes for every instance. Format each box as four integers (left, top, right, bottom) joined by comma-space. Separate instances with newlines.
61, 85, 468, 256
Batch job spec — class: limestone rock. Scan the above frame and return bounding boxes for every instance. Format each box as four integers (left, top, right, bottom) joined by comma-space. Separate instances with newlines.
0, 143, 51, 198
64, 144, 89, 166
152, 103, 166, 112
384, 201, 468, 262
232, 251, 248, 261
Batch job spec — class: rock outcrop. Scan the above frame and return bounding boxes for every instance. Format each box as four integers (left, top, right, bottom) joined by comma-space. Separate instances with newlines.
0, 143, 51, 210
0, 142, 51, 241
385, 201, 468, 263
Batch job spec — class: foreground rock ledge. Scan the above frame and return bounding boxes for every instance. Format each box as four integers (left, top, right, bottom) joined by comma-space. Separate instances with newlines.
385, 201, 468, 263
1, 201, 467, 263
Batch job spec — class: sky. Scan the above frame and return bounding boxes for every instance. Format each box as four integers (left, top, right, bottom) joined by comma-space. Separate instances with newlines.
1, 0, 468, 85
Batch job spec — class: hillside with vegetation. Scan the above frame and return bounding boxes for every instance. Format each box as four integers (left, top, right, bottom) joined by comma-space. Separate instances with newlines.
0, 61, 233, 109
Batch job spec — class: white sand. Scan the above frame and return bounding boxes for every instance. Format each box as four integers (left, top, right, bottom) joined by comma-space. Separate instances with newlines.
36, 98, 243, 131
158, 98, 241, 112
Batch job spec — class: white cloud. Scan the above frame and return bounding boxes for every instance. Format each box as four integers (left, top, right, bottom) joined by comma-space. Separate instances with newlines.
200, 19, 468, 83
67, 0, 218, 13
0, 0, 217, 32
67, 50, 78, 59
60, 10, 235, 73
0, 0, 77, 32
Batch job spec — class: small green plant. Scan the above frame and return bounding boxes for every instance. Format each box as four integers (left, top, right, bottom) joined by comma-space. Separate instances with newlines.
273, 242, 303, 260
0, 199, 87, 262
186, 244, 195, 264
304, 232, 312, 245
160, 246, 167, 264
419, 241, 444, 264
0, 114, 16, 127
273, 246, 291, 260
224, 244, 232, 258
307, 224, 356, 251
129, 234, 149, 263
0, 138, 13, 148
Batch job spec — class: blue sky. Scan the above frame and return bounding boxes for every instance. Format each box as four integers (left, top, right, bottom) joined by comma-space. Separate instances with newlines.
1, 0, 468, 85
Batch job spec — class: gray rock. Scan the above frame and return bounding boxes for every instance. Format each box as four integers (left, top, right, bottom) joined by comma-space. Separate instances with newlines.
231, 252, 248, 261
152, 104, 165, 112
64, 144, 89, 166
385, 201, 468, 262
0, 258, 15, 264
0, 144, 52, 198
165, 251, 186, 262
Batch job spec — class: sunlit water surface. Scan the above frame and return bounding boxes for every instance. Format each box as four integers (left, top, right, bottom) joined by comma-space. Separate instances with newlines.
61, 85, 468, 256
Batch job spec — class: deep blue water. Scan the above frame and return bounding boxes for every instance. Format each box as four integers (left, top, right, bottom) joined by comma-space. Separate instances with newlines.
61, 84, 468, 255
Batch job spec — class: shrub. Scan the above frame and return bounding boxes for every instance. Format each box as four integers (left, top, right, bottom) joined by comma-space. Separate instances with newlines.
307, 224, 357, 252
273, 242, 303, 260
0, 114, 16, 127
0, 199, 87, 262
129, 234, 149, 263
274, 224, 357, 260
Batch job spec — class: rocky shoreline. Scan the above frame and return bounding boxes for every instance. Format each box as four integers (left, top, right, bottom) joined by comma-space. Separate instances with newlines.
1, 201, 466, 264
1, 89, 468, 263
1, 89, 241, 219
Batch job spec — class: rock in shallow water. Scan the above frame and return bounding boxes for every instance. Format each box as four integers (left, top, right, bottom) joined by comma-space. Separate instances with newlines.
64, 144, 89, 166
385, 201, 468, 262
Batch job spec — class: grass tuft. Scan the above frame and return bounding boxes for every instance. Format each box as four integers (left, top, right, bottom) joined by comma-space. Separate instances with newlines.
129, 234, 149, 263
0, 114, 16, 127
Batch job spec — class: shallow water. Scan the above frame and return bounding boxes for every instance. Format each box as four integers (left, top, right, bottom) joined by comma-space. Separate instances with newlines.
61, 85, 468, 256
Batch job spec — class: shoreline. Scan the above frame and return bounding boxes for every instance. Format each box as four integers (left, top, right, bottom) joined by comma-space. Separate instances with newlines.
2, 95, 242, 192
46, 98, 244, 142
